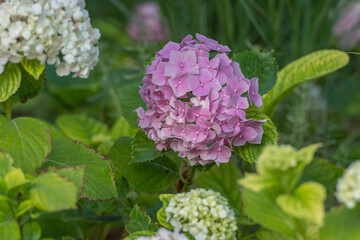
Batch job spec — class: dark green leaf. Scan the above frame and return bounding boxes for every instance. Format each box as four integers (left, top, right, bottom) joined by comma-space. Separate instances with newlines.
131, 131, 162, 163
45, 139, 117, 200
109, 137, 179, 192
125, 205, 158, 234
233, 50, 278, 95
22, 220, 41, 240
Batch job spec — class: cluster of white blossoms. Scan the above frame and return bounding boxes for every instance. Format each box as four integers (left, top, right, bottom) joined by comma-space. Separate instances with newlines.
336, 160, 360, 209
136, 228, 188, 240
165, 189, 237, 240
257, 145, 298, 173
0, 0, 100, 78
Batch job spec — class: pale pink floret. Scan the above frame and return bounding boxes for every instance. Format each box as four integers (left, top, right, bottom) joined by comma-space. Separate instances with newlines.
136, 34, 265, 165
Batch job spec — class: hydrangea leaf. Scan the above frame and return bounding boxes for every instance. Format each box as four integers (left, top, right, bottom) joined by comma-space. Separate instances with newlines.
0, 116, 52, 173
0, 212, 20, 240
45, 139, 117, 200
319, 206, 360, 240
130, 131, 162, 163
124, 231, 156, 240
20, 58, 45, 80
234, 110, 278, 163
48, 167, 86, 198
56, 114, 111, 147
300, 158, 344, 195
5, 168, 26, 191
22, 220, 41, 240
263, 50, 349, 116
0, 151, 13, 178
256, 228, 287, 240
276, 182, 326, 225
30, 172, 77, 212
12, 64, 46, 104
108, 137, 179, 192
0, 63, 21, 102
125, 205, 158, 234
233, 50, 278, 95
157, 194, 175, 230
243, 188, 297, 239
238, 173, 278, 193
118, 82, 145, 129
111, 116, 137, 139
196, 160, 243, 215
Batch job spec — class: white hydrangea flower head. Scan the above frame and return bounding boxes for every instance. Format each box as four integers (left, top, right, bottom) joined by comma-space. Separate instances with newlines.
0, 0, 100, 78
165, 188, 237, 240
336, 160, 360, 209
257, 145, 298, 174
136, 228, 188, 240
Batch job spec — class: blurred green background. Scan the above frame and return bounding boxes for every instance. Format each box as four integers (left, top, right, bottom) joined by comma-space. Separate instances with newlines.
12, 0, 360, 168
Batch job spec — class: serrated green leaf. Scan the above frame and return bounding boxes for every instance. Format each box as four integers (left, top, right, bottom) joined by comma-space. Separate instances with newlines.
45, 139, 117, 200
0, 151, 13, 178
157, 194, 175, 230
0, 63, 21, 102
22, 220, 41, 240
131, 131, 162, 163
196, 160, 243, 213
12, 64, 45, 104
21, 58, 45, 80
125, 205, 158, 234
0, 117, 52, 173
234, 110, 278, 163
0, 212, 20, 240
16, 200, 33, 218
276, 182, 326, 225
30, 172, 77, 212
111, 116, 137, 139
118, 82, 145, 129
300, 158, 344, 195
243, 188, 297, 238
263, 50, 349, 116
56, 114, 111, 146
48, 167, 86, 198
233, 50, 278, 95
124, 231, 156, 240
5, 168, 26, 191
109, 137, 179, 192
319, 206, 360, 240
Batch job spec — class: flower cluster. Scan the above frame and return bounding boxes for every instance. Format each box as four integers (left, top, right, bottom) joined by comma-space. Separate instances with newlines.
136, 34, 265, 165
336, 160, 360, 209
333, 2, 360, 50
136, 228, 188, 240
165, 188, 237, 240
257, 145, 298, 173
127, 2, 170, 43
0, 0, 100, 78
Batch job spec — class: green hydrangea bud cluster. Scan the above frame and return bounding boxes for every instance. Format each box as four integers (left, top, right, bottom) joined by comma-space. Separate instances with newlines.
165, 188, 237, 240
257, 145, 298, 173
336, 160, 360, 209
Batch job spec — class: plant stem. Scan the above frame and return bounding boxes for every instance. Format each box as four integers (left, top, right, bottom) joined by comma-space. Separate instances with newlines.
175, 161, 196, 193
5, 98, 12, 119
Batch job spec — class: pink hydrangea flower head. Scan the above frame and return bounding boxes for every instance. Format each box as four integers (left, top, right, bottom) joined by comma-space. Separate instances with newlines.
127, 2, 170, 43
136, 34, 266, 165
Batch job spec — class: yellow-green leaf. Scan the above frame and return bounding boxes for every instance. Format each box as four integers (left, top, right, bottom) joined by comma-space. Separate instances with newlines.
21, 58, 45, 80
276, 182, 326, 225
263, 50, 349, 116
0, 63, 21, 102
157, 194, 175, 230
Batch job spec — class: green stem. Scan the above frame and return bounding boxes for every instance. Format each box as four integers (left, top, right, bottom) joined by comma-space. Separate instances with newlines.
5, 98, 12, 119
175, 161, 196, 193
